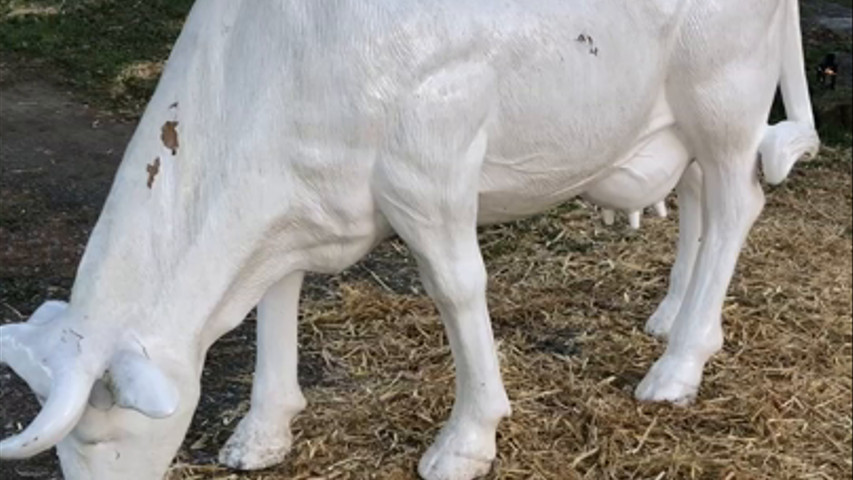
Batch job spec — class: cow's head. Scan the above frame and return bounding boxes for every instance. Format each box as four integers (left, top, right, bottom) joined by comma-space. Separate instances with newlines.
0, 300, 201, 479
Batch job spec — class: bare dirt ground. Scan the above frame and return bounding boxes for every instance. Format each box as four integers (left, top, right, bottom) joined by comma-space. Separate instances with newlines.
0, 61, 133, 480
1, 13, 852, 480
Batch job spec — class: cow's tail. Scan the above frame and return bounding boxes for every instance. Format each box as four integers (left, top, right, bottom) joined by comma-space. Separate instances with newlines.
758, 0, 820, 185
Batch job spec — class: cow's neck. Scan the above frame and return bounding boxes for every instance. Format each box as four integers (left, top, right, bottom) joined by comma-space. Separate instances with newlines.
67, 5, 294, 369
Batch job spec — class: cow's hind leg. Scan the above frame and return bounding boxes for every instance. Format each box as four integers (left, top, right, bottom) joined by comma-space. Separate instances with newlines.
375, 64, 510, 480
636, 148, 765, 404
636, 82, 779, 400
219, 271, 306, 470
636, 1, 784, 403
645, 162, 703, 338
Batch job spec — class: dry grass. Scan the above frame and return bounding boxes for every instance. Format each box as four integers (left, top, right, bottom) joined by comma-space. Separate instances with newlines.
167, 148, 852, 480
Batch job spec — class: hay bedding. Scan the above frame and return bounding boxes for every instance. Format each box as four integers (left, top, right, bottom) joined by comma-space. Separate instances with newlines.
165, 147, 852, 480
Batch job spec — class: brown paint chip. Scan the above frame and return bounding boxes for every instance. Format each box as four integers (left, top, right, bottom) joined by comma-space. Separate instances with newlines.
146, 157, 161, 188
161, 121, 179, 155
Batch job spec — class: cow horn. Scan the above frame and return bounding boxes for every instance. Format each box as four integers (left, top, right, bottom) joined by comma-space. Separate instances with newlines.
0, 324, 51, 396
1, 300, 70, 394
0, 323, 22, 365
0, 367, 94, 459
1, 322, 97, 459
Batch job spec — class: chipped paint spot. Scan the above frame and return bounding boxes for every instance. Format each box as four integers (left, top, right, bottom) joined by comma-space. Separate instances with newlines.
146, 157, 161, 189
161, 121, 179, 155
169, 101, 178, 109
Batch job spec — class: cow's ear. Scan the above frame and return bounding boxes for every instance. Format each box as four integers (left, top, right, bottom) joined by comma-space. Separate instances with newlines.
109, 351, 180, 419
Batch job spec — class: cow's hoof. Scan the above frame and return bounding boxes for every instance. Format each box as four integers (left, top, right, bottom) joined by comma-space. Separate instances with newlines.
218, 414, 293, 470
418, 419, 496, 480
634, 354, 703, 406
644, 297, 680, 339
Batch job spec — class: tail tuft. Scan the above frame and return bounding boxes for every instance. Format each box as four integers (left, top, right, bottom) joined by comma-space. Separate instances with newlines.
759, 120, 819, 185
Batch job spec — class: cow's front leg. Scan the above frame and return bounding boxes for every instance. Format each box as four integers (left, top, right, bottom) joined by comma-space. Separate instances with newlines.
374, 66, 510, 480
219, 271, 306, 470
377, 222, 509, 480
645, 162, 703, 337
412, 243, 511, 480
382, 210, 510, 480
382, 182, 510, 480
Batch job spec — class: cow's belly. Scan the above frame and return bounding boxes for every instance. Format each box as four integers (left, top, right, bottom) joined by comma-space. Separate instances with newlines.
477, 151, 610, 225
470, 12, 674, 225
477, 89, 677, 225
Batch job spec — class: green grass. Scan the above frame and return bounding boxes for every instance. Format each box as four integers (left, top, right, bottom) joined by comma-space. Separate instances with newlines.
0, 0, 193, 114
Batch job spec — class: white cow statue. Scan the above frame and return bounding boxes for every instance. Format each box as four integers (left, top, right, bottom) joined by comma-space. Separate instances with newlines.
0, 1, 819, 479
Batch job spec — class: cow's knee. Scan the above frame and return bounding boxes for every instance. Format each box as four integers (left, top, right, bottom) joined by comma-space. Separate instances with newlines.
421, 255, 487, 313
